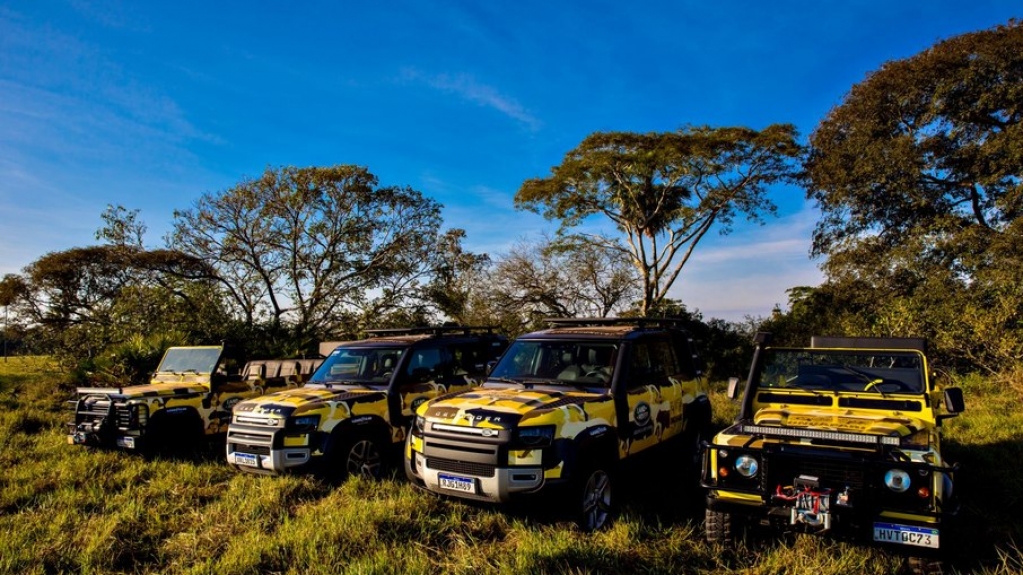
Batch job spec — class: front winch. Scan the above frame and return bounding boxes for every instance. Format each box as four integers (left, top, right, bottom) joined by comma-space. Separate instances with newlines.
774, 475, 835, 530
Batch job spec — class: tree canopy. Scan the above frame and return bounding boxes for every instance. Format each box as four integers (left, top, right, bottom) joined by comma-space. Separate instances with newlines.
171, 165, 445, 340
802, 19, 1023, 372
806, 20, 1023, 261
515, 125, 802, 314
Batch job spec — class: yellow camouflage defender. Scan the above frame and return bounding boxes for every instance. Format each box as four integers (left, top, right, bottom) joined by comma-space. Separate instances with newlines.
406, 318, 712, 530
225, 327, 508, 480
67, 346, 319, 452
703, 333, 965, 575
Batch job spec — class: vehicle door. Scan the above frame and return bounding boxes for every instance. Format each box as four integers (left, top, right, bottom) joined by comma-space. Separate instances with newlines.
390, 343, 460, 424
621, 334, 685, 454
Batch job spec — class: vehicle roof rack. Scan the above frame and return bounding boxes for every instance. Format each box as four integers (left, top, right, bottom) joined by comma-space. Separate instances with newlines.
365, 325, 498, 338
810, 336, 927, 354
545, 317, 689, 329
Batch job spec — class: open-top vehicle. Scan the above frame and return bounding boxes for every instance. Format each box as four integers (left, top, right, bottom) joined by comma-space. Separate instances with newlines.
67, 345, 320, 452
702, 333, 965, 574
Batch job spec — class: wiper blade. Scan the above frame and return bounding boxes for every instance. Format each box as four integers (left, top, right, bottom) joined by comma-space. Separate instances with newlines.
836, 366, 889, 397
489, 377, 527, 387
319, 379, 374, 390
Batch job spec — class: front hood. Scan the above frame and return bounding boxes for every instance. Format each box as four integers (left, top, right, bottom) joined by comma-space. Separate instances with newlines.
233, 385, 383, 419
76, 382, 208, 399
753, 407, 928, 437
421, 386, 601, 430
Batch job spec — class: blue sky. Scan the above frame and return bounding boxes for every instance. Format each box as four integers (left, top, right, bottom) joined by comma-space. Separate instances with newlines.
0, 1, 1017, 321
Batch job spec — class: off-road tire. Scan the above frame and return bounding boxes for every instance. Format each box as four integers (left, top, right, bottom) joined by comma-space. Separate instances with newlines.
329, 433, 387, 482
705, 508, 734, 544
145, 415, 204, 457
685, 427, 708, 483
574, 463, 614, 532
907, 557, 944, 575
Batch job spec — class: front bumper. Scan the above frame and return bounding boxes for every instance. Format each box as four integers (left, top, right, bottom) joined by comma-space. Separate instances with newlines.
67, 397, 148, 450
406, 448, 544, 502
66, 429, 144, 450
708, 489, 947, 550
225, 423, 315, 474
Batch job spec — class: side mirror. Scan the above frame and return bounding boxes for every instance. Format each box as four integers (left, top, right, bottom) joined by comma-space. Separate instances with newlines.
943, 387, 965, 414
727, 377, 742, 400
486, 360, 497, 375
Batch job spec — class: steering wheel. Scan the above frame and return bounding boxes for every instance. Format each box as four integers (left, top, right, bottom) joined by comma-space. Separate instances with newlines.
863, 378, 916, 393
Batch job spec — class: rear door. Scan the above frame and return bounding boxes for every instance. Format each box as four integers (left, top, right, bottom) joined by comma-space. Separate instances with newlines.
621, 333, 686, 455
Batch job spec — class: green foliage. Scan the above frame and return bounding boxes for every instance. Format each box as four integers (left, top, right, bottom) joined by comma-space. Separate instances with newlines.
803, 20, 1023, 373
516, 125, 803, 315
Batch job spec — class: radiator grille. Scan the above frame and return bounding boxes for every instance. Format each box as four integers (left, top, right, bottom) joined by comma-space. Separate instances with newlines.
765, 453, 868, 490
426, 457, 497, 478
229, 443, 272, 456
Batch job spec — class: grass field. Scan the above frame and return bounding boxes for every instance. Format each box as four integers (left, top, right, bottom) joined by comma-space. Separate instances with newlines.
1, 357, 1022, 574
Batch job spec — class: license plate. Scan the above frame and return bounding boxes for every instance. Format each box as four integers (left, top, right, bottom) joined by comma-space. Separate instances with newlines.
233, 452, 259, 467
438, 473, 475, 493
116, 436, 136, 449
873, 522, 939, 549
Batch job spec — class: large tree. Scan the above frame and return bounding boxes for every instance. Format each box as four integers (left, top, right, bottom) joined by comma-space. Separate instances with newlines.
489, 235, 640, 332
804, 20, 1023, 372
515, 125, 802, 315
171, 165, 444, 339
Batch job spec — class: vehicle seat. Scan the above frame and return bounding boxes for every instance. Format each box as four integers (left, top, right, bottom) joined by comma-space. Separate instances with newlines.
557, 350, 583, 380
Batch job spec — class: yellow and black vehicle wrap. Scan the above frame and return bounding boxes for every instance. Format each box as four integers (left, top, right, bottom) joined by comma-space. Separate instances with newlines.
406, 318, 712, 529
67, 346, 318, 451
225, 327, 508, 478
703, 333, 965, 564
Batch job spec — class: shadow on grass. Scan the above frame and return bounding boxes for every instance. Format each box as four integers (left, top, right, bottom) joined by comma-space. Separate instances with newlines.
940, 436, 1023, 572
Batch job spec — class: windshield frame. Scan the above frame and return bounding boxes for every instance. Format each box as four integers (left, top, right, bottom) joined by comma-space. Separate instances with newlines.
156, 347, 223, 375
753, 347, 928, 395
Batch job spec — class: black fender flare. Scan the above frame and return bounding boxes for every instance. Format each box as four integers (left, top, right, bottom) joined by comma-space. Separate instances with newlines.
558, 424, 619, 482
322, 414, 393, 456
683, 394, 713, 439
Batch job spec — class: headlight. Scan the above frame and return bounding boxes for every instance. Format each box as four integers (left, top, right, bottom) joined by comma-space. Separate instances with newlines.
289, 415, 320, 431
735, 454, 759, 478
884, 469, 911, 492
413, 415, 425, 435
514, 425, 555, 447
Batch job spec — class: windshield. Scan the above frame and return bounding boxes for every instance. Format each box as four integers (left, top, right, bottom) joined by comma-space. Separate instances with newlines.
309, 346, 406, 385
490, 340, 617, 388
758, 349, 926, 394
157, 347, 222, 374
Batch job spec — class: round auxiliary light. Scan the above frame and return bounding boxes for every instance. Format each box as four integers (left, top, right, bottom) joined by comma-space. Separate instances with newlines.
884, 469, 911, 493
735, 455, 759, 478
917, 486, 930, 499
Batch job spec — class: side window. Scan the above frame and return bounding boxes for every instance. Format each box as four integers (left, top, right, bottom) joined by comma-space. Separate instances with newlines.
404, 345, 450, 383
670, 331, 700, 379
449, 342, 489, 377
628, 337, 679, 387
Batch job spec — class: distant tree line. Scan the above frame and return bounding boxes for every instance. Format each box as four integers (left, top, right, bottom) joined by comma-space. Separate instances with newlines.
1, 20, 1020, 381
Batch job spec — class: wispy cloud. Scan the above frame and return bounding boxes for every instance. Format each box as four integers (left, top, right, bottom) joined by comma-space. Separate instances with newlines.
669, 204, 825, 321
400, 67, 541, 131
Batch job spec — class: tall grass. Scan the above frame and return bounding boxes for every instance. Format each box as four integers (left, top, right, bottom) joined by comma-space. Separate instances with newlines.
1, 359, 1021, 574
